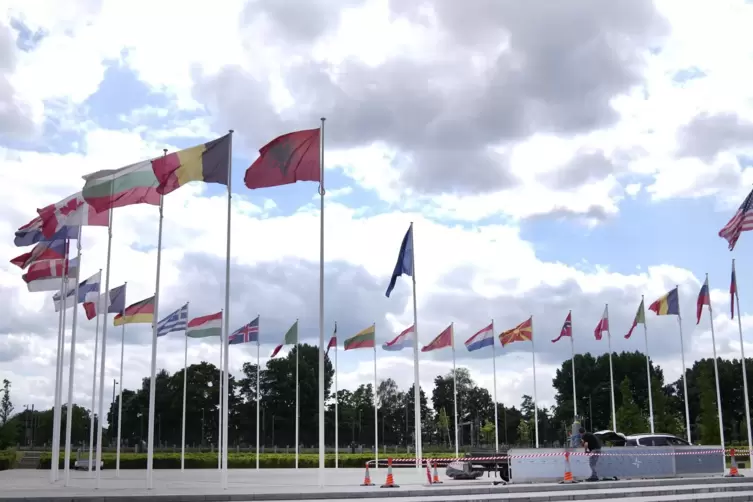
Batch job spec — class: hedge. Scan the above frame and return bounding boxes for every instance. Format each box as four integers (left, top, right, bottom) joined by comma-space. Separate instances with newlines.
0, 450, 16, 471
38, 452, 453, 469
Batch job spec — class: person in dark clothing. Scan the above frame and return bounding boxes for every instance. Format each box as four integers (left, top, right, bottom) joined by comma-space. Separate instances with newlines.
579, 427, 601, 481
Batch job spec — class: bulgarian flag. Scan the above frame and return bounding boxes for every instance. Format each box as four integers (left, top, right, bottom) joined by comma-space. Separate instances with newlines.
271, 320, 298, 358
82, 161, 161, 213
344, 325, 376, 351
186, 311, 223, 338
114, 296, 155, 326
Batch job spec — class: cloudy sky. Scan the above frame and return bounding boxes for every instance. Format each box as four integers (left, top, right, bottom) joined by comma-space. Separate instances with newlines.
2, 0, 753, 421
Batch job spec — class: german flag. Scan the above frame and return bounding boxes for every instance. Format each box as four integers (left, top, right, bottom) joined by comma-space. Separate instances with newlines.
499, 317, 533, 346
114, 296, 155, 326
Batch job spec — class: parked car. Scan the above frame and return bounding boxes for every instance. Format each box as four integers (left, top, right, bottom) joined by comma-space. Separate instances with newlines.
592, 430, 693, 447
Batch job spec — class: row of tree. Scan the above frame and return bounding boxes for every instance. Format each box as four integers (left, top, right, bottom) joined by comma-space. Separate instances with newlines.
0, 348, 749, 449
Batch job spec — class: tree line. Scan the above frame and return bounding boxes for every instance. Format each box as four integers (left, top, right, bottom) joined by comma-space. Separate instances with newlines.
0, 348, 750, 449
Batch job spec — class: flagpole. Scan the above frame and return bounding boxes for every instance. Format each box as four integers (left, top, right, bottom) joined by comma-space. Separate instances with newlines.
531, 316, 539, 448
733, 259, 753, 457
116, 314, 126, 476
705, 273, 726, 466
334, 323, 339, 469
87, 291, 101, 475
491, 319, 499, 453
217, 309, 224, 472
676, 285, 692, 443
55, 285, 68, 482
146, 188, 166, 490
51, 242, 69, 483
63, 226, 82, 487
605, 304, 617, 431
181, 302, 189, 472
96, 206, 114, 489
410, 221, 421, 467
373, 323, 378, 469
296, 333, 299, 470
221, 132, 233, 489
451, 323, 458, 458
317, 117, 326, 485
569, 310, 577, 419
642, 296, 655, 433
255, 315, 260, 471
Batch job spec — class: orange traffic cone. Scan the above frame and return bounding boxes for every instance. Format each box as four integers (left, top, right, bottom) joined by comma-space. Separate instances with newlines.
726, 448, 745, 478
361, 462, 375, 486
380, 458, 400, 488
432, 460, 443, 484
424, 459, 432, 485
559, 450, 578, 484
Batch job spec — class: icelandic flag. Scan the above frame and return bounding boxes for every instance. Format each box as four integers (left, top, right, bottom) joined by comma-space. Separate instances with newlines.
83, 284, 126, 320
465, 323, 494, 352
382, 325, 415, 351
229, 316, 260, 344
37, 192, 108, 239
23, 257, 78, 292
53, 270, 100, 312
14, 216, 77, 247
385, 224, 414, 298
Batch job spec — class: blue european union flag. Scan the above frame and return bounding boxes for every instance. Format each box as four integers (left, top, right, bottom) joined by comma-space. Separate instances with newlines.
385, 223, 414, 298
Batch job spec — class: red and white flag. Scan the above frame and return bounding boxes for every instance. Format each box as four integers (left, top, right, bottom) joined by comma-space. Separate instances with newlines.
594, 305, 609, 341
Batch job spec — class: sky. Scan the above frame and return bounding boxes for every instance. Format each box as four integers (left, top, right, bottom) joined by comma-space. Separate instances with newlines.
2, 0, 753, 423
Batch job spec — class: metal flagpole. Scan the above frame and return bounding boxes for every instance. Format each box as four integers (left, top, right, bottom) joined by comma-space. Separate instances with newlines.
256, 315, 260, 471
676, 285, 692, 443
605, 304, 617, 431
452, 323, 458, 458
334, 323, 339, 469
51, 240, 70, 482
531, 316, 539, 448
87, 272, 101, 475
296, 335, 299, 469
410, 222, 421, 468
146, 189, 166, 490
116, 315, 126, 476
733, 259, 753, 457
373, 323, 378, 469
318, 118, 326, 485
642, 296, 655, 433
96, 206, 114, 489
217, 310, 223, 471
569, 311, 577, 419
222, 130, 234, 489
705, 274, 726, 468
64, 231, 82, 486
491, 320, 499, 453
56, 291, 68, 482
181, 302, 189, 472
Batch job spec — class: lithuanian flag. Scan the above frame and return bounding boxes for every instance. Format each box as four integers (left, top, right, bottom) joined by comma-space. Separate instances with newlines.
114, 296, 155, 326
344, 325, 376, 351
152, 134, 232, 195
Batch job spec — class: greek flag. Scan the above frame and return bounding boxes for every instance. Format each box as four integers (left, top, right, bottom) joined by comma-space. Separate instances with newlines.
157, 303, 188, 337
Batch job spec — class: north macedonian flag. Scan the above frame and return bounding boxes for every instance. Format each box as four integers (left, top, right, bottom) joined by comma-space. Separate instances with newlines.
114, 295, 155, 326
344, 325, 376, 351
152, 134, 232, 195
499, 317, 533, 346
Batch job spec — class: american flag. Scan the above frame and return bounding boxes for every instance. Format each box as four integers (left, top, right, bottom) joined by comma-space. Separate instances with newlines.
229, 316, 259, 345
719, 188, 753, 251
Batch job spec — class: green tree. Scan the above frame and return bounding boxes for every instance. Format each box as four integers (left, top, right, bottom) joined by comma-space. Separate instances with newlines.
698, 365, 720, 445
480, 420, 495, 444
0, 379, 13, 425
437, 408, 450, 446
615, 376, 648, 434
517, 418, 532, 446
651, 376, 681, 435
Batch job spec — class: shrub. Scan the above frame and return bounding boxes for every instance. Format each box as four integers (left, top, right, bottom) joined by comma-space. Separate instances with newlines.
0, 450, 17, 471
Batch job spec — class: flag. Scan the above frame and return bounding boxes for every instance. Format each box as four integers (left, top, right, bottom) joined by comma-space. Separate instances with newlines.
244, 128, 320, 189
648, 287, 680, 316
229, 316, 260, 345
382, 325, 414, 351
52, 269, 99, 312
465, 323, 494, 352
186, 311, 223, 338
152, 134, 232, 195
36, 192, 109, 238
499, 317, 533, 346
15, 216, 77, 247
82, 160, 161, 213
326, 323, 337, 356
114, 296, 155, 326
23, 258, 77, 293
271, 320, 298, 358
551, 312, 572, 343
731, 262, 738, 319
422, 324, 453, 352
10, 238, 68, 269
719, 187, 753, 251
156, 304, 189, 337
625, 299, 645, 339
83, 284, 126, 320
696, 277, 711, 324
344, 325, 376, 351
385, 224, 414, 298
594, 306, 609, 341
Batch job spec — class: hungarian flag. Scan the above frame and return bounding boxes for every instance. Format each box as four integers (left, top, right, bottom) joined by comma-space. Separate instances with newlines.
422, 324, 453, 352
37, 192, 108, 239
245, 128, 320, 189
186, 311, 223, 338
625, 299, 645, 339
696, 276, 711, 324
499, 317, 533, 346
594, 306, 609, 340
731, 261, 738, 319
271, 320, 298, 358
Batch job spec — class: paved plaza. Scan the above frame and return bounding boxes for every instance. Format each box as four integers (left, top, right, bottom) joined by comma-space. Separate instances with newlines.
1, 467, 753, 501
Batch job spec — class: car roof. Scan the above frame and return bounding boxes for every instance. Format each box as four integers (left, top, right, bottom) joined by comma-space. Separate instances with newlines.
625, 433, 677, 439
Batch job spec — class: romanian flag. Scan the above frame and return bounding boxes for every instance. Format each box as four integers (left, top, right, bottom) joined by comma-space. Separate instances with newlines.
499, 317, 533, 346
152, 134, 232, 195
114, 296, 155, 326
696, 277, 711, 324
648, 287, 679, 316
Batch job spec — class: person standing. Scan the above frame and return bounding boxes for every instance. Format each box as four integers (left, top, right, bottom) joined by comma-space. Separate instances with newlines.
579, 427, 602, 481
